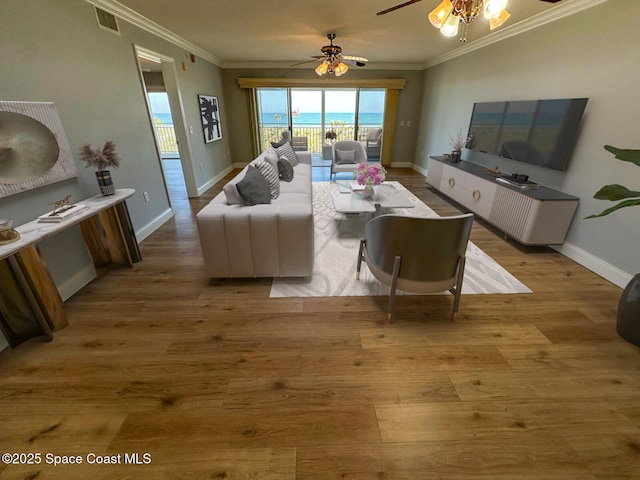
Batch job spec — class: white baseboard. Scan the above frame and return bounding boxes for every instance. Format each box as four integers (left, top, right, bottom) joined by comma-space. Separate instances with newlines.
412, 163, 428, 176
58, 264, 97, 301
390, 161, 414, 169
552, 242, 632, 289
135, 207, 174, 243
197, 164, 236, 197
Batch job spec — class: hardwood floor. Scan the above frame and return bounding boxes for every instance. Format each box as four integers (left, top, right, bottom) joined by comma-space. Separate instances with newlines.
1, 166, 638, 479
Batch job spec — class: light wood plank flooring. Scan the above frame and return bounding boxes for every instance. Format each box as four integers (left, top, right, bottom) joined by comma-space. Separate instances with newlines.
1, 166, 638, 479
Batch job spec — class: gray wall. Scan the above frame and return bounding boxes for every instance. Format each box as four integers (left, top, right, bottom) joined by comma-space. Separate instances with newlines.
0, 0, 231, 301
221, 67, 424, 166
415, 0, 640, 285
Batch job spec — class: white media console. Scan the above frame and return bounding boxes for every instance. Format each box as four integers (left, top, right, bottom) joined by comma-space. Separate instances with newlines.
426, 156, 579, 246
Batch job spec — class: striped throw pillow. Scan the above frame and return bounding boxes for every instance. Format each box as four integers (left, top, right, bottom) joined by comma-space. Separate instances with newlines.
275, 142, 299, 167
252, 159, 280, 199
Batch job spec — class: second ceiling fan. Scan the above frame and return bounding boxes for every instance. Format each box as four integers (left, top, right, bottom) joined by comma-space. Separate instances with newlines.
377, 0, 563, 42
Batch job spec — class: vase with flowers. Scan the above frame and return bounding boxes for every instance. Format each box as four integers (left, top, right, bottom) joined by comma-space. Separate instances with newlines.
325, 130, 337, 144
78, 140, 121, 196
355, 162, 386, 199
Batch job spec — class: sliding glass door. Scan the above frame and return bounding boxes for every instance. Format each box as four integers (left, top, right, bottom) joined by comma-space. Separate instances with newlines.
256, 88, 290, 151
358, 89, 385, 162
255, 87, 385, 161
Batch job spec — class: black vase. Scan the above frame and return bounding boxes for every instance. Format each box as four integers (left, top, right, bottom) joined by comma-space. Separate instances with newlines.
95, 170, 115, 196
451, 149, 461, 163
616, 274, 640, 346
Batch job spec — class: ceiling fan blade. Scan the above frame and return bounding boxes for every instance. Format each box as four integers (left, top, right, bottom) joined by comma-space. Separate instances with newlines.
342, 56, 368, 67
376, 0, 423, 16
290, 59, 319, 67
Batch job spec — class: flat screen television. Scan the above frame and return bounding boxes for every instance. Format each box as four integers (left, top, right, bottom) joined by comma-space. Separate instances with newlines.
465, 98, 588, 171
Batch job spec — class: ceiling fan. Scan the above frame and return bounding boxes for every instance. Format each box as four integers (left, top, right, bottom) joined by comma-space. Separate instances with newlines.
295, 34, 368, 77
376, 0, 561, 17
376, 0, 563, 42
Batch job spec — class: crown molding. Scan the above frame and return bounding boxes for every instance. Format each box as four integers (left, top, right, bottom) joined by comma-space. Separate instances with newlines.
85, 0, 222, 66
424, 0, 609, 68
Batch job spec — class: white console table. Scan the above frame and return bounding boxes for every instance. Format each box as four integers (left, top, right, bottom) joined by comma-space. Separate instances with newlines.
0, 189, 141, 348
426, 156, 579, 246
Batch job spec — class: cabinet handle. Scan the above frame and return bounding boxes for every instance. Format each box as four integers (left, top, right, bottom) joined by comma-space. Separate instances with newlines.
448, 178, 455, 187
472, 189, 481, 200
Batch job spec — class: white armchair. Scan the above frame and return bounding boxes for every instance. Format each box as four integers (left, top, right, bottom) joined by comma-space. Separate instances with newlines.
331, 140, 367, 182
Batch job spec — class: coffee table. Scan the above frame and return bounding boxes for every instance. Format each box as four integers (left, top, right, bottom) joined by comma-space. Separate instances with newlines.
333, 181, 415, 214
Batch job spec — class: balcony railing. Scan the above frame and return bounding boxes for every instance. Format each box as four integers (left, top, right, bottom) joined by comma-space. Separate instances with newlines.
155, 123, 179, 155
260, 125, 382, 153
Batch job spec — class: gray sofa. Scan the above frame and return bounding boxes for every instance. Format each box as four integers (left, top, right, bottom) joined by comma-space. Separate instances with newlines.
196, 149, 314, 278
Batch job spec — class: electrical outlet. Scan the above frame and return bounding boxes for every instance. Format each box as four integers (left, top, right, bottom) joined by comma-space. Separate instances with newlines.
189, 126, 194, 134
143, 191, 149, 202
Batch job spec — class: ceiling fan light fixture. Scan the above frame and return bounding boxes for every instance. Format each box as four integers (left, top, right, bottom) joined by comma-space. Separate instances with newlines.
315, 61, 329, 76
484, 0, 508, 18
428, 0, 454, 28
334, 62, 349, 77
440, 11, 460, 37
489, 8, 510, 29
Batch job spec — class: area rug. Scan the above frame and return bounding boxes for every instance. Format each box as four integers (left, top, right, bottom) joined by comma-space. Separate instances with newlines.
270, 182, 531, 298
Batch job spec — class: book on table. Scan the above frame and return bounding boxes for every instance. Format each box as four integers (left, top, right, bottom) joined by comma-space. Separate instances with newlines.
38, 204, 88, 223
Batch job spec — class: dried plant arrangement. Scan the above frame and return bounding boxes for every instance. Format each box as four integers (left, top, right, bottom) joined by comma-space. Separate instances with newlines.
78, 140, 121, 172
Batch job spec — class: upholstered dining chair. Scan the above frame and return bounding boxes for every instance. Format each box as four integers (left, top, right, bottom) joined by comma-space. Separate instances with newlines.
356, 213, 475, 322
331, 140, 367, 181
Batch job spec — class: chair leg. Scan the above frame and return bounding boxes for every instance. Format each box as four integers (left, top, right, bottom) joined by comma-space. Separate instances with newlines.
450, 256, 466, 320
387, 256, 402, 323
356, 240, 365, 280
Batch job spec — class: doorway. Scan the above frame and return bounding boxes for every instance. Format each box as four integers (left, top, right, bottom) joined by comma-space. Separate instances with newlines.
134, 46, 197, 207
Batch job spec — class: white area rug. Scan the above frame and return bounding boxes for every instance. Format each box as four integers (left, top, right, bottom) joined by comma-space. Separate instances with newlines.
270, 182, 531, 298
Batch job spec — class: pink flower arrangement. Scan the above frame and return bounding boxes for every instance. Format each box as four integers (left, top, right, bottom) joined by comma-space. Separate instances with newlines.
355, 162, 386, 186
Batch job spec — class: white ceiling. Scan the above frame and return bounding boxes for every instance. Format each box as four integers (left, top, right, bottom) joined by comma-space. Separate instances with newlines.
108, 0, 601, 69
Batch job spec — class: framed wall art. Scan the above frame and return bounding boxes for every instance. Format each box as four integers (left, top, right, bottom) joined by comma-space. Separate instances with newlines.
0, 101, 77, 198
197, 94, 222, 143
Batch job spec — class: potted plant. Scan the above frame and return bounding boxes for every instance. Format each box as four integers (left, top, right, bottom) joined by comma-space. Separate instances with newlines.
586, 145, 640, 345
325, 130, 337, 143
449, 128, 465, 163
78, 140, 121, 196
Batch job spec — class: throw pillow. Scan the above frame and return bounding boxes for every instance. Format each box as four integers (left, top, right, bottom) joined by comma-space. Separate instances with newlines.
336, 149, 356, 164
253, 159, 280, 199
270, 139, 288, 148
223, 182, 243, 205
264, 148, 279, 172
278, 158, 294, 182
276, 142, 299, 167
236, 165, 271, 206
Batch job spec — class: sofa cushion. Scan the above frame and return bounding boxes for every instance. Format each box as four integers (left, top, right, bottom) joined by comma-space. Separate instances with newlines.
270, 139, 288, 148
236, 165, 271, 205
278, 158, 294, 182
253, 159, 280, 199
223, 182, 243, 205
264, 148, 279, 171
276, 142, 299, 166
336, 149, 356, 164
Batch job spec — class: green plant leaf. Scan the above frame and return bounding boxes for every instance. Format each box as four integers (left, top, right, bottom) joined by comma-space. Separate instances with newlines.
593, 184, 640, 201
585, 198, 640, 218
604, 145, 640, 167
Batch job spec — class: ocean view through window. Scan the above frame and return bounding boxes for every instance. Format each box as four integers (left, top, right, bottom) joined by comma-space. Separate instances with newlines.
256, 87, 385, 157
